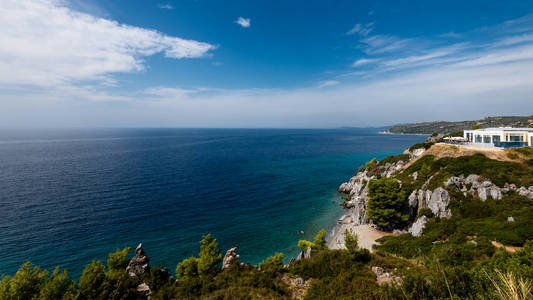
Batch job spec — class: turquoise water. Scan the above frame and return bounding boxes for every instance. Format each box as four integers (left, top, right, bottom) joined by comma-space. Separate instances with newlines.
0, 128, 426, 277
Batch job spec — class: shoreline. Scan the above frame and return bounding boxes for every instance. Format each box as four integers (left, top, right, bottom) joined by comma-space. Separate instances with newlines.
325, 211, 398, 251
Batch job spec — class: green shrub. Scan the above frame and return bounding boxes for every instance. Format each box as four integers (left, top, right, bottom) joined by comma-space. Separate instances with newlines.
198, 234, 222, 278
0, 262, 48, 300
78, 259, 106, 299
259, 253, 284, 274
298, 229, 327, 252
507, 152, 519, 160
409, 142, 435, 152
366, 158, 377, 170
418, 208, 434, 218
367, 177, 410, 229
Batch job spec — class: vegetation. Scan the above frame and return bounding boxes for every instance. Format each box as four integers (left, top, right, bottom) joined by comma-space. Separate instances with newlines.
409, 141, 435, 152
367, 177, 410, 229
387, 115, 533, 134
297, 230, 327, 252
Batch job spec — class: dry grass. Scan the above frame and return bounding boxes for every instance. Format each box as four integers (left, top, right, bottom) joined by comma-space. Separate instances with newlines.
404, 144, 525, 170
485, 269, 533, 300
491, 241, 523, 253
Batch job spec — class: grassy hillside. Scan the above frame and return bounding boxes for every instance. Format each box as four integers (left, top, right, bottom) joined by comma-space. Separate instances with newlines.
387, 115, 533, 134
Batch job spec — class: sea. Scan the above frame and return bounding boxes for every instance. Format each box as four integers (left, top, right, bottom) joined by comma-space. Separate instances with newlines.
0, 128, 426, 278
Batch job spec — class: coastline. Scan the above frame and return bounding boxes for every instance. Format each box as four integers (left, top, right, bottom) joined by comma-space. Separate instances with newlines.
325, 212, 397, 251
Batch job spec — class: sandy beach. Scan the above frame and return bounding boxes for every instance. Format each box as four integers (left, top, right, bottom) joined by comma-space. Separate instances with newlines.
327, 223, 398, 251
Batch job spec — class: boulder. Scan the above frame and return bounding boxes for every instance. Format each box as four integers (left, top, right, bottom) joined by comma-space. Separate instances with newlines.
465, 174, 480, 184
126, 243, 150, 278
408, 216, 428, 237
444, 175, 464, 188
295, 277, 305, 287
136, 283, 151, 297
371, 266, 384, 276
428, 188, 451, 218
222, 247, 240, 269
408, 190, 418, 219
304, 247, 312, 259
508, 216, 515, 222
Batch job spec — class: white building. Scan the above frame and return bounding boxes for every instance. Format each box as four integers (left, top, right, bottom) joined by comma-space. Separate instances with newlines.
463, 127, 533, 148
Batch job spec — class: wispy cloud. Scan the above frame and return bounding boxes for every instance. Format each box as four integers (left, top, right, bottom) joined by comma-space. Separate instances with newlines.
157, 4, 173, 10
352, 58, 379, 67
235, 17, 251, 28
359, 35, 413, 54
0, 0, 216, 87
318, 80, 340, 88
346, 22, 374, 36
440, 31, 461, 38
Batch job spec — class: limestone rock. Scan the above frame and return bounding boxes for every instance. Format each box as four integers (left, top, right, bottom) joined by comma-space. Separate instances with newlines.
411, 148, 425, 157
371, 266, 384, 276
295, 277, 305, 287
408, 216, 428, 237
465, 174, 480, 184
408, 190, 418, 219
136, 283, 151, 297
126, 243, 150, 278
222, 247, 240, 269
428, 188, 451, 218
304, 247, 312, 259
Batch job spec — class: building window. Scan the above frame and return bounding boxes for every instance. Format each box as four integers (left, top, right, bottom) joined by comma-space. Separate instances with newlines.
483, 136, 491, 144
509, 134, 524, 142
492, 135, 500, 143
475, 135, 482, 143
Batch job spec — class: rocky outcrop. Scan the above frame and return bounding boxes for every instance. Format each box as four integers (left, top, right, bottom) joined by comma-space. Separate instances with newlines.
338, 159, 409, 226
222, 247, 240, 269
408, 216, 428, 237
126, 243, 150, 278
371, 266, 402, 286
445, 174, 533, 201
136, 283, 151, 297
408, 187, 451, 218
338, 170, 373, 225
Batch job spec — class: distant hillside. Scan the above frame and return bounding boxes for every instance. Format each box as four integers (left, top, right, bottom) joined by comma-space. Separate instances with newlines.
386, 115, 533, 134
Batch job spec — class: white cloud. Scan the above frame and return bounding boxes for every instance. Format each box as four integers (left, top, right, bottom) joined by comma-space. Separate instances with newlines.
346, 22, 373, 36
352, 58, 379, 67
359, 35, 412, 54
157, 4, 173, 9
235, 17, 251, 28
346, 24, 361, 35
318, 80, 340, 88
440, 31, 461, 38
0, 0, 215, 87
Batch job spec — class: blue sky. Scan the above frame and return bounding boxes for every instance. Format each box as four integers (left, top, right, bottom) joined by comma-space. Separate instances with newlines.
1, 0, 533, 127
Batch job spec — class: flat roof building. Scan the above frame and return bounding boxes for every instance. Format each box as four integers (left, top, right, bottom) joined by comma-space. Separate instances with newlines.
463, 127, 533, 148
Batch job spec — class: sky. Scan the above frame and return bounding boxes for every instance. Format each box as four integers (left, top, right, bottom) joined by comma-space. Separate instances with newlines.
1, 0, 533, 128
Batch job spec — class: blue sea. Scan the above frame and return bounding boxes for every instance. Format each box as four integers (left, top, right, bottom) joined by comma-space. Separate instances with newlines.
0, 128, 425, 278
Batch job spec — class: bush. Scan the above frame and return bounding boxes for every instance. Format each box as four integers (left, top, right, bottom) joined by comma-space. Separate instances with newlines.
418, 208, 434, 218
78, 259, 106, 299
367, 178, 410, 229
0, 262, 48, 300
197, 234, 222, 278
344, 229, 359, 253
259, 253, 284, 274
409, 142, 435, 152
366, 158, 377, 170
297, 230, 327, 252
